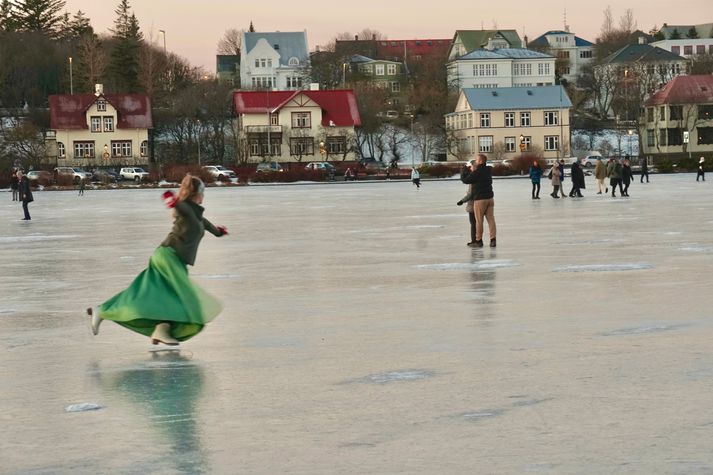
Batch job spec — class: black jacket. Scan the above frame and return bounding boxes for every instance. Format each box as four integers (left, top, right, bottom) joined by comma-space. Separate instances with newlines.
461, 164, 494, 200
161, 200, 223, 266
571, 162, 586, 189
19, 177, 33, 203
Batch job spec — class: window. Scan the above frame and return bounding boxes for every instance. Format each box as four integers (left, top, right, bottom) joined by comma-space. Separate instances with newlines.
667, 128, 683, 146
292, 112, 311, 128
270, 138, 281, 156
91, 116, 101, 132
288, 57, 300, 66
505, 136, 516, 152
251, 77, 274, 89
375, 64, 385, 75
697, 45, 706, 55
249, 138, 260, 156
267, 59, 272, 68
671, 46, 680, 55
387, 64, 396, 75
647, 129, 655, 147
467, 113, 473, 129
140, 140, 148, 157
710, 45, 713, 55
544, 111, 559, 126
391, 81, 400, 93
478, 136, 493, 153
698, 127, 713, 145
270, 113, 279, 125
660, 106, 666, 117
111, 140, 132, 157
255, 59, 260, 68
504, 112, 515, 127
74, 141, 95, 158
103, 117, 114, 132
538, 63, 551, 75
647, 107, 654, 122
699, 105, 713, 120
561, 67, 571, 75
522, 136, 531, 151
58, 142, 66, 158
472, 63, 497, 76
327, 136, 346, 154
286, 77, 302, 88
290, 137, 314, 155
480, 113, 490, 127
513, 63, 532, 76
544, 135, 559, 151
520, 112, 531, 127
96, 99, 106, 111
579, 50, 592, 59
659, 129, 667, 146
669, 106, 683, 120
684, 45, 693, 55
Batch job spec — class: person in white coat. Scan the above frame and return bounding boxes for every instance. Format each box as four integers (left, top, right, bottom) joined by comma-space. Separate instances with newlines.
411, 168, 421, 189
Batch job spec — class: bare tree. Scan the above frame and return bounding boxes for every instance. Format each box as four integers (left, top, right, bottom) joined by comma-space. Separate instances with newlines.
76, 32, 106, 92
217, 28, 242, 55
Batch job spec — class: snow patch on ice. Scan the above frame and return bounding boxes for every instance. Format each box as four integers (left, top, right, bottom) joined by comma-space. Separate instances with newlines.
553, 263, 653, 272
119, 256, 136, 260
416, 260, 520, 271
678, 245, 713, 253
602, 324, 685, 336
350, 369, 435, 384
65, 403, 103, 413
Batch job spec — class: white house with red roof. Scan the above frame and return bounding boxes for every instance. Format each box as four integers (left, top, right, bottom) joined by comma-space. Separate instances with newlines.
640, 75, 713, 162
46, 86, 153, 167
233, 89, 361, 163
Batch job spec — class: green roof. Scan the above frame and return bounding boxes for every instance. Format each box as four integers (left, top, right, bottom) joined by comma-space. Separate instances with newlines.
455, 30, 522, 52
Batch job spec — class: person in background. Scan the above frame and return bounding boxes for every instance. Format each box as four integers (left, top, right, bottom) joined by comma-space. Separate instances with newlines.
622, 158, 633, 197
569, 160, 585, 197
607, 158, 623, 197
529, 159, 542, 199
78, 177, 86, 196
411, 167, 421, 189
17, 170, 33, 220
549, 162, 561, 199
697, 157, 705, 182
457, 159, 477, 247
640, 159, 649, 183
88, 174, 229, 346
558, 159, 567, 198
10, 169, 19, 201
594, 157, 607, 194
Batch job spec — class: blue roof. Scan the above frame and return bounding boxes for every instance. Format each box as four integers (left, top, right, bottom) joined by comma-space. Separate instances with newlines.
461, 86, 572, 111
575, 36, 594, 47
244, 32, 309, 67
528, 31, 594, 48
458, 48, 553, 60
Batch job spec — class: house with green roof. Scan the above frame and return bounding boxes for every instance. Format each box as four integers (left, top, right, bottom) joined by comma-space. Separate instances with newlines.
448, 30, 523, 61
445, 85, 572, 161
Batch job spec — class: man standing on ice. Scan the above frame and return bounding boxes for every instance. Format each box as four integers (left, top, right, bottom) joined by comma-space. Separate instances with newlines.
461, 154, 496, 248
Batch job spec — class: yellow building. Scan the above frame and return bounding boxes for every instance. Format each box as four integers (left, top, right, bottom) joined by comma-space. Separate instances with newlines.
445, 85, 572, 161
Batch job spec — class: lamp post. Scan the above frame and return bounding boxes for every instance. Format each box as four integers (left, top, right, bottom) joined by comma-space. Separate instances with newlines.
159, 29, 166, 55
342, 62, 347, 88
628, 129, 633, 157
68, 57, 73, 94
196, 119, 201, 166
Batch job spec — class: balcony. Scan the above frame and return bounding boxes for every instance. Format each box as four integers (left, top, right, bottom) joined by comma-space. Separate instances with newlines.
245, 125, 283, 134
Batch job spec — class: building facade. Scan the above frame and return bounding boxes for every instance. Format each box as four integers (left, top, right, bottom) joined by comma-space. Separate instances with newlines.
233, 89, 362, 163
46, 88, 152, 167
240, 31, 310, 91
445, 86, 572, 161
640, 75, 713, 162
216, 54, 240, 87
447, 48, 556, 90
650, 38, 713, 58
348, 55, 408, 110
528, 30, 595, 83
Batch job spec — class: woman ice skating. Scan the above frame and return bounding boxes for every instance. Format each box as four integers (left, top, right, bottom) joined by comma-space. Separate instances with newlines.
88, 174, 229, 346
529, 160, 542, 199
17, 171, 33, 220
549, 162, 562, 199
411, 168, 421, 189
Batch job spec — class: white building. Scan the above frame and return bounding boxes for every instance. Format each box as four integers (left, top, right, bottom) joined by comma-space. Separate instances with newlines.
240, 31, 310, 91
651, 38, 713, 58
527, 30, 595, 83
447, 48, 556, 90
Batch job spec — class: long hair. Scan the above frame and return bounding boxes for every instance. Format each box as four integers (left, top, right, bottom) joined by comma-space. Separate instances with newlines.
176, 174, 204, 203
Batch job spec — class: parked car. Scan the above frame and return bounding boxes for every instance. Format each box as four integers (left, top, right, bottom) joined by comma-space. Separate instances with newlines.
580, 151, 603, 168
305, 162, 336, 172
54, 166, 93, 184
255, 162, 284, 173
26, 170, 53, 186
119, 167, 149, 182
92, 169, 120, 183
358, 158, 387, 169
202, 165, 237, 181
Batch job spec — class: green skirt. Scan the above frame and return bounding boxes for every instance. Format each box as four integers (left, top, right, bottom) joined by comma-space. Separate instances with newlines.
99, 246, 223, 341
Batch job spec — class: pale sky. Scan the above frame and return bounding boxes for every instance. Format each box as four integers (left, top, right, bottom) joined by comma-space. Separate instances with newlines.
63, 0, 710, 72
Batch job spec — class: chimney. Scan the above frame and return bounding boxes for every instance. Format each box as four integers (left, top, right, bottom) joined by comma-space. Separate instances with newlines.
372, 34, 376, 40
355, 35, 359, 41
94, 84, 104, 96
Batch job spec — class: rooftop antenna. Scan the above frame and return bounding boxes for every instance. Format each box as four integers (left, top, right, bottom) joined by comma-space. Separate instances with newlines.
564, 8, 570, 32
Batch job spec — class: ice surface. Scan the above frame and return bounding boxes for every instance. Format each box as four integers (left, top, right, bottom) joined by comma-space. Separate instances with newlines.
2, 174, 713, 473
65, 403, 104, 413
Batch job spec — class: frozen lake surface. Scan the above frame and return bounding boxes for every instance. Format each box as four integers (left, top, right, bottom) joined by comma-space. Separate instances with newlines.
2, 174, 713, 473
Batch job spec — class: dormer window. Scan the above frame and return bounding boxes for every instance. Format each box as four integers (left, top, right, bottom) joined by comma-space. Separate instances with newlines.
288, 57, 300, 66
97, 99, 106, 111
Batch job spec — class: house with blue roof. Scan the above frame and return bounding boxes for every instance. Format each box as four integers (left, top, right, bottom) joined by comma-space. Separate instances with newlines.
240, 31, 310, 91
445, 85, 572, 161
527, 30, 595, 83
447, 48, 556, 90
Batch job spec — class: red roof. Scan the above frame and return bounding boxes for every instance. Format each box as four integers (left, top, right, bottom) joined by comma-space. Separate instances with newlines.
233, 90, 362, 127
49, 94, 153, 130
645, 75, 713, 106
375, 39, 451, 60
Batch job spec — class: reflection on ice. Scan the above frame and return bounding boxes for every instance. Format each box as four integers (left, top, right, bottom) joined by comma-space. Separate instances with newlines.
65, 403, 103, 413
0, 234, 79, 243
416, 260, 520, 271
347, 369, 435, 385
553, 263, 654, 272
602, 324, 685, 336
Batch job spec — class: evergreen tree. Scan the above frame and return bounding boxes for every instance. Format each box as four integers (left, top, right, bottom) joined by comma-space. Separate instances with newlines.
11, 0, 66, 37
670, 28, 681, 39
108, 0, 142, 92
248, 21, 254, 32
0, 0, 15, 31
687, 26, 699, 39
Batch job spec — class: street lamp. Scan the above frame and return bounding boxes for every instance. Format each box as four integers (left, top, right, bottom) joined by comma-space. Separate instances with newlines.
68, 57, 73, 94
342, 63, 348, 88
627, 129, 633, 157
196, 119, 201, 166
159, 29, 166, 55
